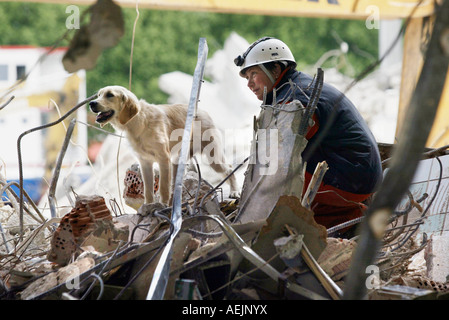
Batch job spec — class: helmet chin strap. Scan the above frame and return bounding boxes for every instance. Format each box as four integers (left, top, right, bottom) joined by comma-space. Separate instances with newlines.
259, 64, 275, 84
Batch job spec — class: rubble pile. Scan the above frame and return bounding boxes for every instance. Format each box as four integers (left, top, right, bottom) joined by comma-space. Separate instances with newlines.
2, 95, 449, 301
123, 163, 148, 210
1, 159, 449, 300
0, 205, 47, 256
317, 237, 356, 284
62, 0, 125, 73
46, 194, 127, 266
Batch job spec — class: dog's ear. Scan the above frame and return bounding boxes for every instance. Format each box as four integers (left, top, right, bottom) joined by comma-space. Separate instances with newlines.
118, 93, 139, 125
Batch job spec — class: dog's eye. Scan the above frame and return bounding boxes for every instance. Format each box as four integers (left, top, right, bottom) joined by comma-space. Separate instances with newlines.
106, 92, 114, 98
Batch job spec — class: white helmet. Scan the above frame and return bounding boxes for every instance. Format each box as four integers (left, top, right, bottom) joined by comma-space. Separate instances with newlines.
234, 37, 296, 78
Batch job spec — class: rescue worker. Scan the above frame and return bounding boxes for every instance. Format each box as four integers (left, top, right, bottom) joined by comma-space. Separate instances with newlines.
234, 37, 383, 236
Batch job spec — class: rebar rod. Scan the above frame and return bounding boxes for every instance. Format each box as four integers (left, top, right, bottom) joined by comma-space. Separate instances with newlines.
16, 94, 98, 240
298, 68, 324, 135
48, 118, 76, 219
0, 95, 14, 111
0, 179, 46, 224
146, 38, 208, 300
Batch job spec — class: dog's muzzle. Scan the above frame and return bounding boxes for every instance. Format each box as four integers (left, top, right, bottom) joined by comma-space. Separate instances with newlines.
89, 101, 115, 124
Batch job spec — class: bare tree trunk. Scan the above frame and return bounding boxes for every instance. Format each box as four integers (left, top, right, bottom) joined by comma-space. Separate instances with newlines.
343, 0, 449, 300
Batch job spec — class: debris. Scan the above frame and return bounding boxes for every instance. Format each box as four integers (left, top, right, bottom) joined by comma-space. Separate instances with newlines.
4, 138, 449, 300
317, 237, 357, 283
299, 239, 343, 300
274, 234, 304, 268
80, 221, 129, 253
123, 163, 159, 210
301, 161, 328, 210
118, 210, 166, 243
20, 257, 95, 300
87, 0, 124, 49
236, 100, 308, 224
423, 234, 449, 284
62, 0, 124, 73
124, 164, 146, 209
47, 195, 128, 266
368, 284, 437, 300
186, 214, 328, 300
274, 219, 343, 300
174, 278, 202, 300
62, 25, 103, 73
0, 205, 51, 257
238, 195, 327, 279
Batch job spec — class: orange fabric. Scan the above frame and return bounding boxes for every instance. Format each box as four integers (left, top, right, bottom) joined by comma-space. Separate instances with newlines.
272, 68, 319, 141
305, 114, 319, 140
272, 66, 291, 88
303, 171, 371, 230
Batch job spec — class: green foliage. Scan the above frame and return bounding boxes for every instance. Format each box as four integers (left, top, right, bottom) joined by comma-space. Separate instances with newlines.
0, 1, 378, 104
0, 2, 67, 46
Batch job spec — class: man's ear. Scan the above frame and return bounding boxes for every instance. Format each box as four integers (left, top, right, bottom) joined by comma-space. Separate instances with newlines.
274, 63, 283, 79
118, 94, 139, 125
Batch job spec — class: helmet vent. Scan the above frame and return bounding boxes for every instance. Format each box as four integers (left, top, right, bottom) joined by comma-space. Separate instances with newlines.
235, 37, 296, 74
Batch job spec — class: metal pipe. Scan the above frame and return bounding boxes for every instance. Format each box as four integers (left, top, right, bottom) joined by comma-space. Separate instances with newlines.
48, 118, 76, 219
193, 214, 328, 300
17, 94, 98, 239
146, 38, 208, 300
0, 95, 14, 111
300, 242, 343, 300
0, 178, 46, 224
298, 68, 323, 135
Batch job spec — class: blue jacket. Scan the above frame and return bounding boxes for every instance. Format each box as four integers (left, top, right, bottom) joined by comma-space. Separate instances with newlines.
265, 68, 382, 195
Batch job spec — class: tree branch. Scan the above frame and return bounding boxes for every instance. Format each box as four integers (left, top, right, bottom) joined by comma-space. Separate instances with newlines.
343, 0, 449, 300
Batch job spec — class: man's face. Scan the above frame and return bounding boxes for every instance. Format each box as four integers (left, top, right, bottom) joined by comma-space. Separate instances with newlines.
244, 66, 274, 101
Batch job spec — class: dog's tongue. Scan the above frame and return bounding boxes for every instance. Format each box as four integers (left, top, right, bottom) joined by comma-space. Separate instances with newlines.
96, 110, 114, 124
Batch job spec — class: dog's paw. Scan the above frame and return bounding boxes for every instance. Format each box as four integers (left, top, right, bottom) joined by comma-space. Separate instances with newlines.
228, 190, 240, 199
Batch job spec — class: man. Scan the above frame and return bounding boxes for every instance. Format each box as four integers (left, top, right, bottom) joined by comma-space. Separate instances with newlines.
235, 37, 383, 235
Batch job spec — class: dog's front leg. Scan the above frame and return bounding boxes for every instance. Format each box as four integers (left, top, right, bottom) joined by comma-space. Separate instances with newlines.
140, 160, 155, 204
168, 163, 179, 205
158, 156, 172, 205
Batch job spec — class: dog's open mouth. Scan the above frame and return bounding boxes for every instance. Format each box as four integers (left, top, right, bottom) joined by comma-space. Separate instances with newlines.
96, 110, 115, 123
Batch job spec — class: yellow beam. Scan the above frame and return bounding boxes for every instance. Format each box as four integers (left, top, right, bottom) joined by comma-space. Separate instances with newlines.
2, 0, 435, 19
427, 74, 449, 148
397, 17, 428, 137
397, 13, 449, 149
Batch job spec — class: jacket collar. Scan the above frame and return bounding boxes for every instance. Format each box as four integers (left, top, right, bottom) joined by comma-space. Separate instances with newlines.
264, 68, 300, 105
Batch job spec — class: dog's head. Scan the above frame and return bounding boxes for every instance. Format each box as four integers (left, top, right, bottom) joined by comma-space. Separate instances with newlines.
89, 85, 140, 128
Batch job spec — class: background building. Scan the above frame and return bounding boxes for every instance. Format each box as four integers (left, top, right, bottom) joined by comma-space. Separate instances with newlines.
0, 45, 88, 203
